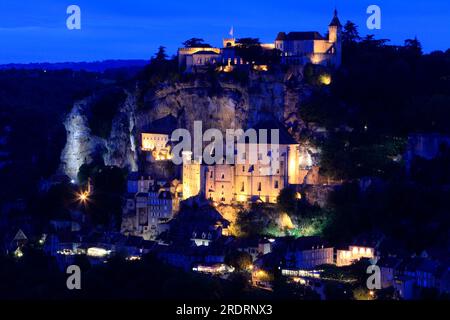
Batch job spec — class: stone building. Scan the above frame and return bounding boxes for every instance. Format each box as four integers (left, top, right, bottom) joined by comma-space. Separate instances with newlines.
284, 236, 334, 269
177, 10, 342, 72
182, 151, 204, 200
275, 10, 342, 67
202, 121, 310, 204
121, 175, 182, 240
141, 115, 177, 162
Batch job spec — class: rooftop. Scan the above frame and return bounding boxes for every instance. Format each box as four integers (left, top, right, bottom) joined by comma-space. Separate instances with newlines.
276, 31, 325, 41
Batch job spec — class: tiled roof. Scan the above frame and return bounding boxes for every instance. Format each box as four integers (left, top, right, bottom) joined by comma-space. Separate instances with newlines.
288, 236, 330, 251
329, 9, 342, 27
276, 31, 324, 41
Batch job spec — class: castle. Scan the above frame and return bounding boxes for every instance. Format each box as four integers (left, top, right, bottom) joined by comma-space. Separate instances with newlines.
178, 10, 342, 72
120, 11, 343, 238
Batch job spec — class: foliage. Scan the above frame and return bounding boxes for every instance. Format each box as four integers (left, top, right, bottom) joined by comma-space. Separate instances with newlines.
323, 180, 450, 251
233, 38, 281, 65
335, 25, 450, 134
224, 250, 253, 271
410, 143, 450, 185
0, 250, 272, 299
88, 87, 127, 138
276, 187, 300, 214
319, 132, 406, 180
182, 38, 211, 48
76, 164, 126, 227
138, 47, 179, 89
0, 69, 109, 200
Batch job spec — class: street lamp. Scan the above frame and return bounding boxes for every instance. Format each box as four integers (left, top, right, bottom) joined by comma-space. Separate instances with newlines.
78, 190, 90, 204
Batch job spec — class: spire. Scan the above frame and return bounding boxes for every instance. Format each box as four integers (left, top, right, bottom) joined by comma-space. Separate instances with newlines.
329, 8, 342, 27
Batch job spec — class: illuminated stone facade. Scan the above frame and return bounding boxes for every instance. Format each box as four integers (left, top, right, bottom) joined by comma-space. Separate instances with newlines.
204, 144, 308, 204
336, 245, 376, 267
178, 10, 342, 73
141, 133, 172, 161
275, 10, 342, 67
182, 122, 313, 204
122, 174, 182, 240
182, 151, 202, 200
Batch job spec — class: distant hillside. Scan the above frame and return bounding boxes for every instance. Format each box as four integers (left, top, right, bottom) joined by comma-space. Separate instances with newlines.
0, 59, 149, 72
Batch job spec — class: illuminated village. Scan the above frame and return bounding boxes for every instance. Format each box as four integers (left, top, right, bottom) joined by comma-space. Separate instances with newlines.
1, 8, 449, 302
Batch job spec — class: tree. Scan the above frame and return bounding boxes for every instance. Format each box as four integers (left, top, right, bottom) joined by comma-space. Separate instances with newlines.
224, 251, 253, 271
236, 38, 263, 64
342, 21, 360, 44
236, 38, 261, 47
182, 38, 211, 48
153, 46, 168, 63
404, 37, 423, 56
277, 187, 298, 215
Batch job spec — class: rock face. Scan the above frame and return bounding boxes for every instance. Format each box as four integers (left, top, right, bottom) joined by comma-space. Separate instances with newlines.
60, 98, 106, 180
60, 70, 321, 180
104, 91, 139, 171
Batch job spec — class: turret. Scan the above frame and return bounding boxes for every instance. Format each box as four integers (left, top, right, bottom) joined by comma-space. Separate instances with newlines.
328, 9, 342, 44
328, 9, 342, 67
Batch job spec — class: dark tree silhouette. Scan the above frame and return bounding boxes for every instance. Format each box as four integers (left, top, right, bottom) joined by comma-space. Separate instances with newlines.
182, 38, 211, 48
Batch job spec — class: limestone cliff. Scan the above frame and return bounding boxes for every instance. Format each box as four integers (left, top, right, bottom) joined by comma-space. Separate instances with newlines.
60, 70, 321, 180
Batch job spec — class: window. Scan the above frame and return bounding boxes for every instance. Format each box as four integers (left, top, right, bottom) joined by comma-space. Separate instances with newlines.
242, 166, 245, 172
221, 174, 225, 179
257, 182, 262, 192
241, 182, 245, 192
274, 181, 279, 189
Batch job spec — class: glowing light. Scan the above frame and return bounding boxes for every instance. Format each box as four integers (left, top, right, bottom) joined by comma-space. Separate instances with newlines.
319, 74, 332, 85
253, 65, 269, 72
14, 247, 23, 258
87, 247, 110, 257
126, 255, 141, 261
295, 192, 302, 200
311, 54, 324, 64
77, 190, 90, 204
279, 213, 295, 230
193, 264, 235, 274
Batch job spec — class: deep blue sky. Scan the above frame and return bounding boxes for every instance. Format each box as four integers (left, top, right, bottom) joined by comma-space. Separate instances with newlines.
0, 0, 449, 63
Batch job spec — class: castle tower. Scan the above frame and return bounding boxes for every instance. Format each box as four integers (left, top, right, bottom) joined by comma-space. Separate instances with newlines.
328, 9, 342, 67
328, 9, 342, 43
182, 151, 201, 200
223, 26, 236, 48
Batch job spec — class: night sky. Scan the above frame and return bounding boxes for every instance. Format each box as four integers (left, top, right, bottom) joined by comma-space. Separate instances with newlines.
0, 0, 449, 63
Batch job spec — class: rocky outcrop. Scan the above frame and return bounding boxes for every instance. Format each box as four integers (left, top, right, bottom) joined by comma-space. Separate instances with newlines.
59, 98, 106, 180
60, 70, 321, 180
104, 91, 139, 171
